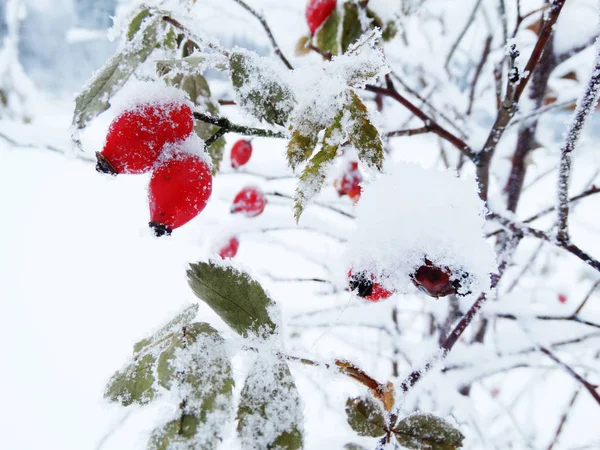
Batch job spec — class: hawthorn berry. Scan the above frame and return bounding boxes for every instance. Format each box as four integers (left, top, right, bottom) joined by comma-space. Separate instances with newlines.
148, 152, 212, 236
348, 270, 393, 302
219, 237, 239, 259
305, 0, 337, 35
334, 161, 362, 204
96, 102, 193, 175
230, 139, 253, 169
558, 294, 567, 303
231, 187, 266, 217
411, 261, 458, 298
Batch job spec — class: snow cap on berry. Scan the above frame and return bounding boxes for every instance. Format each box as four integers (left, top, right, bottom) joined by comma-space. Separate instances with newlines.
110, 80, 193, 118
345, 163, 497, 297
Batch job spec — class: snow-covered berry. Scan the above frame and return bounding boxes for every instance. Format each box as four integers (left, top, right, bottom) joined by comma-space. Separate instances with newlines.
219, 236, 240, 259
348, 270, 393, 302
334, 161, 362, 204
411, 261, 458, 298
231, 187, 266, 217
231, 139, 253, 169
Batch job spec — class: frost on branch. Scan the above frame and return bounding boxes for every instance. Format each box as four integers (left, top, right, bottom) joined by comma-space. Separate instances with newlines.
237, 356, 304, 450
346, 164, 496, 297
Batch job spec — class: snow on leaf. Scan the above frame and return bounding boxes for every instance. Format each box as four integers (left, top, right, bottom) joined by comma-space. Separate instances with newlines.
71, 12, 160, 131
148, 415, 200, 450
104, 304, 199, 407
229, 49, 296, 126
126, 8, 151, 41
393, 413, 464, 450
237, 357, 304, 450
294, 109, 344, 222
345, 90, 383, 170
345, 395, 388, 438
346, 163, 496, 297
187, 261, 277, 338
287, 128, 318, 170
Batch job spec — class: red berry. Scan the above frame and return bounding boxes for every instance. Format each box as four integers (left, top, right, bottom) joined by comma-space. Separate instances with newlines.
148, 152, 212, 236
231, 187, 266, 217
219, 237, 240, 259
96, 102, 193, 175
348, 270, 393, 302
231, 140, 253, 169
412, 262, 456, 298
334, 161, 362, 204
306, 0, 337, 35
558, 294, 567, 303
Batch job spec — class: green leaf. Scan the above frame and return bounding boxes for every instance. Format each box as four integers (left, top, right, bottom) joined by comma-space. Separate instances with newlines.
345, 91, 384, 170
187, 262, 277, 337
344, 444, 368, 450
287, 128, 318, 170
315, 8, 340, 55
293, 110, 343, 222
237, 359, 303, 450
382, 20, 398, 42
341, 2, 364, 54
230, 49, 295, 126
126, 8, 151, 41
133, 303, 199, 353
148, 414, 200, 450
105, 353, 157, 406
72, 14, 160, 130
345, 396, 387, 438
393, 413, 464, 450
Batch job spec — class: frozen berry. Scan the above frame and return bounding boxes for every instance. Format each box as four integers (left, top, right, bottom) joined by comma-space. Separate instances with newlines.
148, 152, 212, 236
231, 187, 266, 217
348, 270, 393, 302
306, 0, 337, 35
334, 161, 362, 204
231, 139, 253, 169
412, 261, 456, 298
96, 102, 193, 175
558, 294, 567, 303
219, 237, 239, 259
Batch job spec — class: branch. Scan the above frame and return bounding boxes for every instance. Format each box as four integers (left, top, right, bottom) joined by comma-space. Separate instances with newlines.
556, 45, 600, 242
444, 0, 484, 72
192, 112, 287, 139
546, 387, 581, 450
230, 0, 293, 70
539, 347, 600, 406
383, 126, 431, 139
364, 77, 476, 161
466, 35, 493, 116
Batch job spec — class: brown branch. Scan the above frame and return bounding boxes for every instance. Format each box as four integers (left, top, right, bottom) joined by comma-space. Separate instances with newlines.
383, 126, 431, 139
547, 387, 581, 450
466, 35, 493, 116
539, 347, 600, 406
230, 0, 293, 70
192, 112, 286, 138
218, 99, 236, 106
557, 48, 600, 242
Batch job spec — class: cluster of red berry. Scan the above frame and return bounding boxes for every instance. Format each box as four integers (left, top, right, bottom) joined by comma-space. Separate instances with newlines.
348, 261, 463, 302
217, 139, 267, 259
96, 101, 212, 236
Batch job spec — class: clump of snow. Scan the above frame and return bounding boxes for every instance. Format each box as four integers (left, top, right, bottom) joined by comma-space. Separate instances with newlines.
157, 134, 211, 166
109, 80, 193, 118
345, 163, 497, 296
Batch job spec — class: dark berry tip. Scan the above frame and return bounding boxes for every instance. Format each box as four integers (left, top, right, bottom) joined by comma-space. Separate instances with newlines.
95, 152, 118, 175
349, 272, 374, 298
149, 222, 172, 237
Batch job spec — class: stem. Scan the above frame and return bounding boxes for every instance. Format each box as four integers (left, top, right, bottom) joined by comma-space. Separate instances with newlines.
193, 112, 287, 139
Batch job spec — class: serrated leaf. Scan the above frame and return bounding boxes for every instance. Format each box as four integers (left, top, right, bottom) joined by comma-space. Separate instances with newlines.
287, 128, 318, 170
148, 414, 200, 450
341, 2, 364, 54
293, 110, 343, 221
187, 262, 277, 337
72, 14, 160, 130
394, 413, 464, 450
237, 359, 303, 450
105, 353, 157, 406
230, 49, 295, 126
345, 396, 387, 438
345, 91, 384, 170
315, 7, 340, 55
126, 8, 151, 40
133, 303, 199, 353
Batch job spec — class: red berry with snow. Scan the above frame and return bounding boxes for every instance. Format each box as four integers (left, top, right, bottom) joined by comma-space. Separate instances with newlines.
96, 102, 193, 175
231, 187, 266, 217
148, 152, 212, 236
334, 161, 362, 204
305, 0, 337, 35
219, 237, 239, 259
412, 262, 457, 298
348, 270, 393, 302
230, 139, 253, 169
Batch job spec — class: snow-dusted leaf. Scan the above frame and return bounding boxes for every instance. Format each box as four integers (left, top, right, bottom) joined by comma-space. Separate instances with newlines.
294, 110, 343, 221
187, 262, 277, 337
126, 8, 151, 40
167, 73, 225, 172
315, 8, 340, 55
341, 2, 363, 54
345, 91, 383, 170
148, 415, 200, 450
345, 396, 387, 438
104, 304, 199, 406
393, 413, 464, 450
229, 49, 295, 126
287, 128, 318, 170
237, 358, 303, 450
72, 13, 160, 130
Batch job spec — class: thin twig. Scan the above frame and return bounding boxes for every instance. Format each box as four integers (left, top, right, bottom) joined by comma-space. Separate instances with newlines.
546, 387, 581, 450
466, 35, 493, 116
193, 112, 287, 138
444, 0, 484, 72
383, 126, 431, 139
